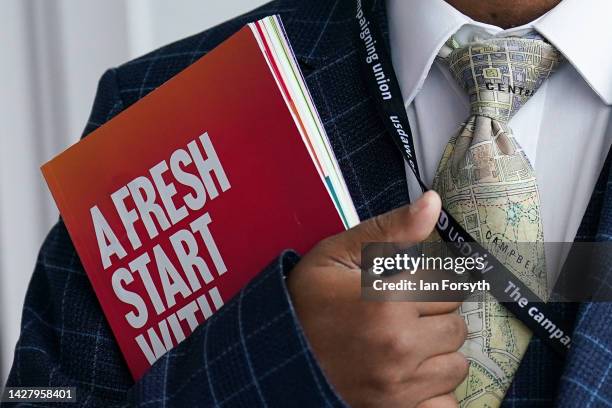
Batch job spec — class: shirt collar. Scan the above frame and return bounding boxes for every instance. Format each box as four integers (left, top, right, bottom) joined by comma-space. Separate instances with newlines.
386, 0, 612, 106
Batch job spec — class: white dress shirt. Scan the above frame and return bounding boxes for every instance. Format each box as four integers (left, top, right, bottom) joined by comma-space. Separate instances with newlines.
387, 0, 612, 284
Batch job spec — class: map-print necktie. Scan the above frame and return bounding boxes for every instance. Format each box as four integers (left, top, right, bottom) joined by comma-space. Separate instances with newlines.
432, 36, 562, 407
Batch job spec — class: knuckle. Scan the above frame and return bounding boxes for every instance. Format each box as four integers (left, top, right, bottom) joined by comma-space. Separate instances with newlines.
450, 315, 468, 344
447, 352, 469, 380
443, 315, 467, 343
399, 330, 417, 352
377, 329, 406, 354
367, 214, 390, 240
369, 365, 402, 393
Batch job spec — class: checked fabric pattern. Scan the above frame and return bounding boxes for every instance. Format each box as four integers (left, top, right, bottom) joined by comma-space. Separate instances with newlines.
3, 1, 611, 407
432, 37, 562, 407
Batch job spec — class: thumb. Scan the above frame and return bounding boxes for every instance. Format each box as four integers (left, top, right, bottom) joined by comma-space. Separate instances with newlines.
329, 190, 442, 266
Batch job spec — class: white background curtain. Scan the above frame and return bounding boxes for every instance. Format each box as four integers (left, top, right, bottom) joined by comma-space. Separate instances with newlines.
0, 0, 268, 386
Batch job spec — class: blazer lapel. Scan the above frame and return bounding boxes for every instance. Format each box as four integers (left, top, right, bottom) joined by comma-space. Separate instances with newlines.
556, 153, 612, 406
281, 0, 410, 221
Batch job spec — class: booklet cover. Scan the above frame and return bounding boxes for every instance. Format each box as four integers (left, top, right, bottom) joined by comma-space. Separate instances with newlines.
42, 16, 358, 380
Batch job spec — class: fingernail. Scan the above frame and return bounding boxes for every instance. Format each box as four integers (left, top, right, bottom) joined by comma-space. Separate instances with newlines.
410, 191, 431, 214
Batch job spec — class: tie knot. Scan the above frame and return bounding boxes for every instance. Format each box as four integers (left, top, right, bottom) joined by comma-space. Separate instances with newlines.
447, 37, 562, 122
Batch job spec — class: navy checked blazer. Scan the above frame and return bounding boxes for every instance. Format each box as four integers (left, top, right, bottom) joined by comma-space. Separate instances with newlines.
4, 0, 612, 407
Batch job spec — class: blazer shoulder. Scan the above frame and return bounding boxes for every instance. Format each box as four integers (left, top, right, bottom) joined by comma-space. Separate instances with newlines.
112, 0, 296, 108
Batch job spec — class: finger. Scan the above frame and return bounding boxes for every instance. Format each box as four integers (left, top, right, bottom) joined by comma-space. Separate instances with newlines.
330, 191, 441, 266
355, 190, 441, 243
415, 313, 467, 358
416, 301, 462, 316
417, 393, 458, 408
413, 352, 469, 397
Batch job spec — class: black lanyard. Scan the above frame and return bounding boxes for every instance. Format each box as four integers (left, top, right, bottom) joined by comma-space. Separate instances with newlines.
354, 0, 572, 356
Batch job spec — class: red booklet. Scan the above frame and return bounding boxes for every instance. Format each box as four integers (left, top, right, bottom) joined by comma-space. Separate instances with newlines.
42, 16, 357, 380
